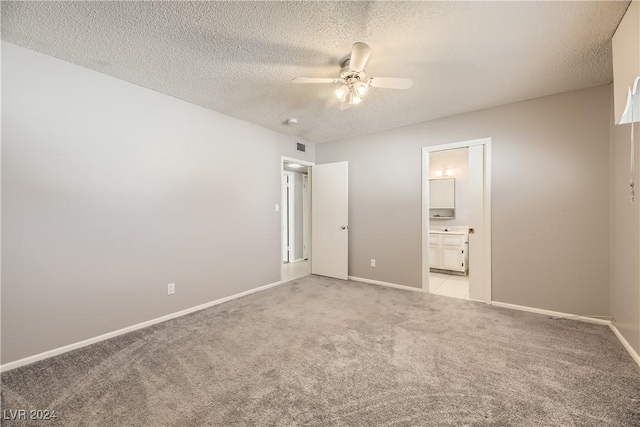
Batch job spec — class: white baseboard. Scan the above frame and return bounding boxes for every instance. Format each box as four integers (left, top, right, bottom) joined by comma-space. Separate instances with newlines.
348, 276, 424, 293
490, 301, 612, 325
5, 279, 637, 373
609, 324, 640, 368
490, 302, 640, 368
0, 279, 286, 373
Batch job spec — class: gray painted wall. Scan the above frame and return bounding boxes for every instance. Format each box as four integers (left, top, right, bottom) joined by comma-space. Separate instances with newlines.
316, 85, 612, 317
1, 43, 314, 364
610, 100, 640, 354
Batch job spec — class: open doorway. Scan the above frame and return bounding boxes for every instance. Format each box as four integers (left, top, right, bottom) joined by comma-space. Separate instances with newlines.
281, 157, 314, 282
422, 138, 492, 303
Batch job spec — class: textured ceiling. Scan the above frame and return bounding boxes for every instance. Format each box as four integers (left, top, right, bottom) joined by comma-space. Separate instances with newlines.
1, 1, 630, 143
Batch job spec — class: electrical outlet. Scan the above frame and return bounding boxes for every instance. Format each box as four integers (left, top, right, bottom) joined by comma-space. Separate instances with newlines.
370, 259, 376, 267
168, 283, 175, 295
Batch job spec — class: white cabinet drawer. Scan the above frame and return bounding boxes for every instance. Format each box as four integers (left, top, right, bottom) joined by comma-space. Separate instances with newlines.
429, 233, 440, 246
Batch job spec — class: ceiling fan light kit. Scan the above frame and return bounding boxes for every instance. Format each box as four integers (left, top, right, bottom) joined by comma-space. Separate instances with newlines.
334, 85, 348, 100
354, 81, 369, 97
334, 79, 368, 105
292, 42, 413, 110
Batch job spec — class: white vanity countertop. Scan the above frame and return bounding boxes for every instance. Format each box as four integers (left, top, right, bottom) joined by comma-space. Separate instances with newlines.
429, 226, 469, 235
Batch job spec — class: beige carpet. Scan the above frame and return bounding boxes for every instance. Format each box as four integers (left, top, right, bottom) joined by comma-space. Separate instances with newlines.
2, 275, 639, 426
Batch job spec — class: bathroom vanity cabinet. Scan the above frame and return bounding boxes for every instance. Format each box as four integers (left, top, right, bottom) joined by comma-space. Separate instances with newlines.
429, 231, 468, 273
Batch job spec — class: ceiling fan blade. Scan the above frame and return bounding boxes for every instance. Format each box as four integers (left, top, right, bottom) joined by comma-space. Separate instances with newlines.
368, 77, 413, 90
339, 101, 352, 110
291, 77, 342, 84
349, 42, 372, 72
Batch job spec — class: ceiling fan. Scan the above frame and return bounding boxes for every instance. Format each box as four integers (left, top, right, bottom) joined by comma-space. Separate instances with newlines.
292, 42, 413, 110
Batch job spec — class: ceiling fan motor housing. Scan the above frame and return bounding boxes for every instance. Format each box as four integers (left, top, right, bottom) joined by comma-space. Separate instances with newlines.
340, 67, 367, 85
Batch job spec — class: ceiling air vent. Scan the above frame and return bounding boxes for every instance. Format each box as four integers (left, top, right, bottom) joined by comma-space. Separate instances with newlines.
296, 143, 306, 152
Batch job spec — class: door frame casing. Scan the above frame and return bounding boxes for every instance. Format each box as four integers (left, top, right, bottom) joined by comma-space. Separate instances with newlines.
281, 156, 315, 279
302, 174, 310, 260
421, 138, 492, 303
282, 171, 295, 263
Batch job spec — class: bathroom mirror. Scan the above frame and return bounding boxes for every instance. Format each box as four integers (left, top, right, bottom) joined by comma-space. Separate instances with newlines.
429, 178, 455, 219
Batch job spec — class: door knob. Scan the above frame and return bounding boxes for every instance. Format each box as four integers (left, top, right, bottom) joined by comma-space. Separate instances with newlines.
341, 225, 348, 230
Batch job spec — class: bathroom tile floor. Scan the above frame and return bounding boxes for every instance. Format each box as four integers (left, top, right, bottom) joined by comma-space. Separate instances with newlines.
429, 271, 469, 299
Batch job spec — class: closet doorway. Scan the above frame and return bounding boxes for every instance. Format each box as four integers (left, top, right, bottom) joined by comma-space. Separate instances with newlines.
281, 157, 313, 282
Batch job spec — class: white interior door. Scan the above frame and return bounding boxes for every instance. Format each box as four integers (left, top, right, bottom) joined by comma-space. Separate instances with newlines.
468, 145, 485, 300
282, 173, 293, 263
311, 162, 348, 280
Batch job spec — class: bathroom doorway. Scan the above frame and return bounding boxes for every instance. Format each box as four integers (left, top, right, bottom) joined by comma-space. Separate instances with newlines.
421, 138, 492, 302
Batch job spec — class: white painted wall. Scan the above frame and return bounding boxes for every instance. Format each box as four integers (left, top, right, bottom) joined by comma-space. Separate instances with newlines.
1, 42, 314, 364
